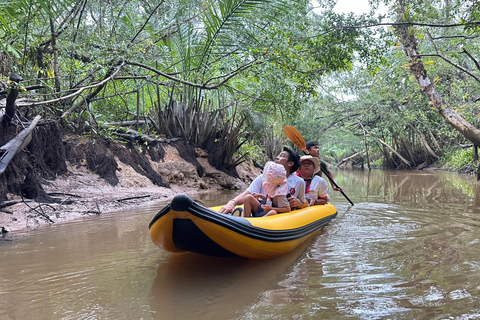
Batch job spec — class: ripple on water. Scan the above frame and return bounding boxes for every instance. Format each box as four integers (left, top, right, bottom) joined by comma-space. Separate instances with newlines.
237, 194, 480, 319
3, 172, 480, 320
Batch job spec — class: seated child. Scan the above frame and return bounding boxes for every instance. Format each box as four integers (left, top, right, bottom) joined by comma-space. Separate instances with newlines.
243, 161, 291, 217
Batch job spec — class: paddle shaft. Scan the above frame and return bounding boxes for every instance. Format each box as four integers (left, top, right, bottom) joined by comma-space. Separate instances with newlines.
319, 165, 354, 206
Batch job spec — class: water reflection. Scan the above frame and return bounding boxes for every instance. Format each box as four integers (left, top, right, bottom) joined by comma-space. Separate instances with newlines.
150, 241, 312, 320
0, 170, 480, 319
336, 170, 476, 208
470, 183, 480, 214
238, 170, 480, 319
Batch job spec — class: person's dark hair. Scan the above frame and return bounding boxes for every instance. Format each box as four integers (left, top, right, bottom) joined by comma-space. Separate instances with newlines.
283, 146, 300, 173
305, 141, 318, 150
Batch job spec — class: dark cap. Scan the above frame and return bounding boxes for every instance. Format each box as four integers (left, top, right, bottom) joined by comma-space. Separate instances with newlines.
283, 146, 300, 173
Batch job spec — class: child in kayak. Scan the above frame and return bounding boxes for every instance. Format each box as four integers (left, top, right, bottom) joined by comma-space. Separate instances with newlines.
243, 161, 291, 217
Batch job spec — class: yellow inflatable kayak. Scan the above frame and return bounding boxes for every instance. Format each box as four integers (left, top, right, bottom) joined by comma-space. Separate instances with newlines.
149, 194, 337, 259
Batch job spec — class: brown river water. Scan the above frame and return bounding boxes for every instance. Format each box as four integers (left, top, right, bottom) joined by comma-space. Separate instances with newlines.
1, 170, 480, 319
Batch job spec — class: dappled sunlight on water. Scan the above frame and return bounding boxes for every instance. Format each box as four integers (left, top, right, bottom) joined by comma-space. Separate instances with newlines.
1, 170, 480, 319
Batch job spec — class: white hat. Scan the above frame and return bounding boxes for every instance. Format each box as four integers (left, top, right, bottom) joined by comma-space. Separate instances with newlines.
299, 155, 320, 174
262, 161, 288, 197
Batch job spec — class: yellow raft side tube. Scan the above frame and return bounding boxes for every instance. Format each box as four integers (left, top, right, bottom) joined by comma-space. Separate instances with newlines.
149, 194, 337, 259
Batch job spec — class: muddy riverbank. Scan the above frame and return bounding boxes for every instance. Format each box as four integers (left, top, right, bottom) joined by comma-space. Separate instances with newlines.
0, 137, 260, 233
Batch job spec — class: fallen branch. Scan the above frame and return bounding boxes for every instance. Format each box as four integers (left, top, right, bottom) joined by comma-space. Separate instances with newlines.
27, 204, 56, 223
113, 128, 158, 146
0, 115, 42, 174
47, 192, 81, 198
102, 120, 147, 126
336, 150, 365, 168
0, 199, 34, 209
117, 194, 151, 202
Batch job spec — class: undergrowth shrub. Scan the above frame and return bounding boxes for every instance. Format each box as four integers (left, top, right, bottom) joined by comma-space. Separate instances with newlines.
438, 147, 479, 173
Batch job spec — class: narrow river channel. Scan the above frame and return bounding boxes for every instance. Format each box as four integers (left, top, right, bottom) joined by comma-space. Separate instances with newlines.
1, 170, 480, 319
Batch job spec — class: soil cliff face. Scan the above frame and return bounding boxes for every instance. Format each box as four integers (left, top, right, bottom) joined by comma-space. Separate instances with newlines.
0, 125, 260, 233
1, 121, 67, 202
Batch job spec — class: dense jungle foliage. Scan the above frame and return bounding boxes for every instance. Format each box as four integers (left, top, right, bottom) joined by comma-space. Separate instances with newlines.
1, 0, 480, 176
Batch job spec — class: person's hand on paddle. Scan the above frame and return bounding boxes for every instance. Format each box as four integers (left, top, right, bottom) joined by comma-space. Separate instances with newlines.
333, 185, 342, 192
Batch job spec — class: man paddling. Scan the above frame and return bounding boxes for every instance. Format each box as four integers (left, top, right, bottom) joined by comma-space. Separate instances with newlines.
219, 147, 308, 214
305, 141, 342, 192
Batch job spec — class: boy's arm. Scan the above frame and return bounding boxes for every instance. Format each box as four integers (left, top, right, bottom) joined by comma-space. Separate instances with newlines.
328, 170, 342, 191
314, 198, 328, 205
253, 193, 266, 200
219, 190, 249, 213
272, 196, 291, 213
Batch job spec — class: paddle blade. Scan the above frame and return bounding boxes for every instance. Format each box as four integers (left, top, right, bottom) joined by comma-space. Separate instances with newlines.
283, 125, 308, 154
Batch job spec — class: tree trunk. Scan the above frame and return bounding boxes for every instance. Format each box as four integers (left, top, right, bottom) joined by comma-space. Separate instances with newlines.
410, 124, 439, 159
426, 125, 442, 152
396, 3, 480, 147
136, 88, 140, 127
401, 138, 417, 164
4, 73, 23, 123
5, 85, 19, 123
363, 126, 411, 167
419, 133, 439, 159
336, 150, 364, 168
363, 125, 371, 170
50, 17, 61, 94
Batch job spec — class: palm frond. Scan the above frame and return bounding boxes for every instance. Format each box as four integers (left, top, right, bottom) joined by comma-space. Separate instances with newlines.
199, 0, 273, 69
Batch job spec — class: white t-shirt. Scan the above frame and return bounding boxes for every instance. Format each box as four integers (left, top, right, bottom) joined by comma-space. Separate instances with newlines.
247, 174, 306, 203
305, 175, 330, 201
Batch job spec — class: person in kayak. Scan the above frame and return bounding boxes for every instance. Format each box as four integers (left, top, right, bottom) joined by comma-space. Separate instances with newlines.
219, 147, 307, 214
297, 155, 330, 206
305, 141, 343, 192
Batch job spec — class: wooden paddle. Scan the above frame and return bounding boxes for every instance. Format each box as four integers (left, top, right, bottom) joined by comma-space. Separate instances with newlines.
283, 125, 354, 206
